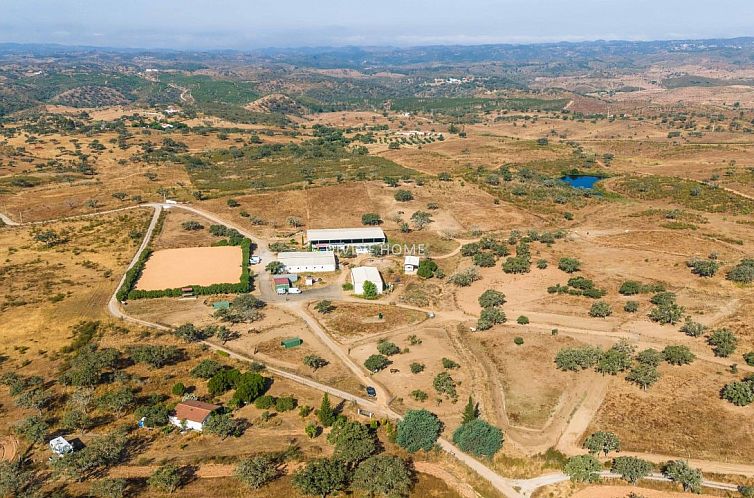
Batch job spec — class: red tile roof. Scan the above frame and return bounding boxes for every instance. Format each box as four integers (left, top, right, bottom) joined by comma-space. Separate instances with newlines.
174, 400, 220, 423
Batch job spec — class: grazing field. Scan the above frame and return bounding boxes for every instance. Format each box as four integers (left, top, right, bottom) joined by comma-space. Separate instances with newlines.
135, 246, 242, 290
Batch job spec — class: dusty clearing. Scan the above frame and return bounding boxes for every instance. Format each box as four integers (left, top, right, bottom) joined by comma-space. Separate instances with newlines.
136, 246, 242, 290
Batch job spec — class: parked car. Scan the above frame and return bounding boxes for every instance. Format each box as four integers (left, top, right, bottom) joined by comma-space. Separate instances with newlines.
366, 386, 377, 398
250, 256, 261, 265
288, 287, 302, 294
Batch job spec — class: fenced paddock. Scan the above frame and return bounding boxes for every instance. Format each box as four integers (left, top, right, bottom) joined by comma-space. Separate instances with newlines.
135, 246, 242, 291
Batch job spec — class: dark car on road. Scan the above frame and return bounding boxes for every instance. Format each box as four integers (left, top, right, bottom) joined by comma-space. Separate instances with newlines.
366, 386, 377, 398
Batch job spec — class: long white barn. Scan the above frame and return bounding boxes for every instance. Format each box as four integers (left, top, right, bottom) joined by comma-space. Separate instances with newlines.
307, 227, 386, 254
277, 251, 337, 273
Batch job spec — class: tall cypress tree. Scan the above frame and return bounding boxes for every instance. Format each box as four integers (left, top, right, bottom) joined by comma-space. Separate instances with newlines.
461, 396, 479, 424
317, 393, 336, 427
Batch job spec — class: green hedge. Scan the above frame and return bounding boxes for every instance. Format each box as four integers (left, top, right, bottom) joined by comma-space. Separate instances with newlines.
116, 248, 153, 301
126, 238, 252, 300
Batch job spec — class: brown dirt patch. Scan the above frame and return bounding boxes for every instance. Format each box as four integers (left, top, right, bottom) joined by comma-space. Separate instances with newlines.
136, 246, 242, 290
588, 360, 754, 463
318, 302, 426, 342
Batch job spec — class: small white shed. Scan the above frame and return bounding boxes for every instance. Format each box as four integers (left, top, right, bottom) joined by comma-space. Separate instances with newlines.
49, 436, 74, 457
404, 255, 420, 274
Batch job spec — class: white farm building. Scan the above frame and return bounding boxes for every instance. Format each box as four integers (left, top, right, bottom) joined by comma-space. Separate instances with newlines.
277, 251, 337, 273
350, 266, 384, 295
307, 227, 386, 254
404, 255, 420, 274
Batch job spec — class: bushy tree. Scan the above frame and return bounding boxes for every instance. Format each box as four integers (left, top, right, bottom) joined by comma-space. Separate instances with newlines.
626, 364, 660, 390
394, 189, 413, 202
448, 267, 481, 286
352, 455, 413, 498
292, 458, 347, 498
619, 281, 642, 295
726, 259, 754, 283
148, 464, 182, 493
416, 259, 438, 279
663, 460, 702, 493
662, 345, 695, 365
596, 342, 633, 375
452, 419, 504, 457
478, 290, 506, 308
361, 213, 382, 226
558, 257, 581, 273
708, 328, 737, 357
477, 307, 506, 330
564, 454, 602, 483
377, 340, 400, 356
362, 280, 379, 299
433, 372, 457, 398
314, 300, 335, 314
303, 355, 328, 370
648, 302, 684, 325
635, 348, 662, 367
203, 412, 246, 439
235, 454, 280, 489
190, 359, 224, 379
364, 354, 391, 372
589, 301, 612, 318
721, 379, 754, 406
327, 418, 377, 465
90, 478, 127, 498
127, 345, 182, 368
396, 409, 442, 452
624, 301, 639, 313
680, 317, 706, 337
583, 431, 621, 456
612, 456, 653, 484
687, 258, 719, 277
14, 415, 47, 444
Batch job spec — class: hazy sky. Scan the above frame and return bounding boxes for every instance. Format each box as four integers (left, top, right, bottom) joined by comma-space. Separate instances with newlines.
3, 0, 754, 49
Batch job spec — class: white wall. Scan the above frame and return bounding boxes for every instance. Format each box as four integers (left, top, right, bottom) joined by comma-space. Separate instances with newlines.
169, 416, 204, 432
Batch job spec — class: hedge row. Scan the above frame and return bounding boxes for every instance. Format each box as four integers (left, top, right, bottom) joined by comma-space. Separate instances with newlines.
116, 248, 153, 301
126, 238, 252, 300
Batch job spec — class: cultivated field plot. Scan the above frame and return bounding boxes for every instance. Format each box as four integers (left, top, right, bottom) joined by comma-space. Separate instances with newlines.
135, 246, 242, 290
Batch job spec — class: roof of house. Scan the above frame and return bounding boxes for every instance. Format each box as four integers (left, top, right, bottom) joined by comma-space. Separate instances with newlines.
273, 277, 290, 285
277, 251, 336, 266
307, 227, 385, 242
404, 255, 420, 266
174, 400, 220, 423
351, 266, 383, 286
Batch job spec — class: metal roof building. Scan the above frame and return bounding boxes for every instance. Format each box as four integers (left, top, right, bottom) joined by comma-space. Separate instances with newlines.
350, 266, 384, 295
307, 227, 386, 254
277, 251, 337, 273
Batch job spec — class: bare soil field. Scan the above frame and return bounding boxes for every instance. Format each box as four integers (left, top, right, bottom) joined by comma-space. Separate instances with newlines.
588, 359, 754, 463
472, 333, 594, 429
151, 209, 222, 249
317, 301, 427, 343
570, 484, 722, 498
135, 246, 242, 290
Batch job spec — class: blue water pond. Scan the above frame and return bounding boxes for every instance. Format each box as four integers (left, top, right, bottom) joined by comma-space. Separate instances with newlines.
561, 175, 602, 189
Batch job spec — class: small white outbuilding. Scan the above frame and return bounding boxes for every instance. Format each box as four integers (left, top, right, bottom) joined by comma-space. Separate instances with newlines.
404, 255, 420, 274
277, 251, 337, 273
350, 266, 384, 295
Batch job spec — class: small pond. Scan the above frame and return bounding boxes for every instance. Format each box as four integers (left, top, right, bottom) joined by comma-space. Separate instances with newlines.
561, 175, 602, 189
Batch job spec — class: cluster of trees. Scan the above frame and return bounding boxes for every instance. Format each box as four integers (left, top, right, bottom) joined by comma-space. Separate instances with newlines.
206, 367, 271, 408
647, 291, 684, 325
548, 276, 607, 299
174, 322, 238, 344
555, 340, 696, 390
619, 280, 665, 296
566, 432, 704, 491
461, 236, 510, 268
209, 224, 246, 246
476, 289, 506, 331
502, 241, 532, 274
557, 257, 581, 273
452, 397, 504, 457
